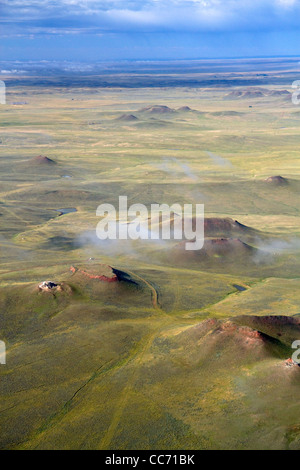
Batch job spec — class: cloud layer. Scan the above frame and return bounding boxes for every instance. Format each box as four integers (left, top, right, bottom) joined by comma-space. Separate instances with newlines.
1, 0, 300, 36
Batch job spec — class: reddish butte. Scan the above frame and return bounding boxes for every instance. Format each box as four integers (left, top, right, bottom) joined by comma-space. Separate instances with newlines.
70, 265, 118, 282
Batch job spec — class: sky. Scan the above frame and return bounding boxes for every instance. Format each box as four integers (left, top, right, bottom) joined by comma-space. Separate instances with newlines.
0, 0, 300, 61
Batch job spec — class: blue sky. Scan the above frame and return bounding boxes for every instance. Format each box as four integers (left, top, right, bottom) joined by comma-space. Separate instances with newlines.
1, 0, 300, 60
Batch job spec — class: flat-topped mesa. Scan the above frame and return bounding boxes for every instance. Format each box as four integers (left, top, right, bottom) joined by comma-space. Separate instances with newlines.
159, 217, 252, 236
204, 217, 250, 235
70, 264, 118, 282
29, 155, 57, 165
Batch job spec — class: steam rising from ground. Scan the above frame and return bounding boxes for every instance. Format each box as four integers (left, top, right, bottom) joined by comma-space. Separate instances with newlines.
153, 157, 199, 181
256, 237, 300, 254
76, 222, 169, 259
253, 237, 300, 264
206, 151, 233, 168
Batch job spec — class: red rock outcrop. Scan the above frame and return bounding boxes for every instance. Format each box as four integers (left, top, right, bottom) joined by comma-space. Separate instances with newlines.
70, 265, 118, 282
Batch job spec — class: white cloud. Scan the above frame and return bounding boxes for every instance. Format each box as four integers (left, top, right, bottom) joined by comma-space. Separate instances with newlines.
1, 0, 300, 35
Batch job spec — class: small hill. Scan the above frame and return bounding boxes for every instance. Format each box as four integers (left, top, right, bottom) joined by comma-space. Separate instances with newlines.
224, 90, 244, 99
116, 114, 138, 122
29, 155, 57, 165
201, 237, 255, 257
224, 89, 265, 100
177, 106, 192, 112
138, 105, 175, 114
160, 217, 255, 237
270, 90, 291, 97
233, 315, 300, 349
210, 111, 242, 117
243, 90, 265, 98
204, 217, 254, 236
38, 280, 73, 296
173, 316, 293, 363
67, 263, 143, 303
70, 264, 139, 286
70, 264, 119, 283
224, 88, 290, 101
265, 175, 289, 186
173, 237, 256, 263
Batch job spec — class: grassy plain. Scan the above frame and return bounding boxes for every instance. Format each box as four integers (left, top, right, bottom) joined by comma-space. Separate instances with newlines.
0, 59, 300, 449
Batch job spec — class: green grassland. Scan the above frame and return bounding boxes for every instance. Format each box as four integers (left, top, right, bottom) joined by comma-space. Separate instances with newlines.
0, 65, 300, 449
